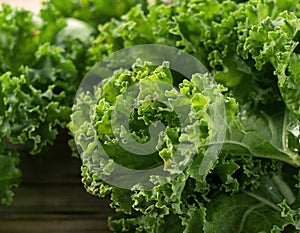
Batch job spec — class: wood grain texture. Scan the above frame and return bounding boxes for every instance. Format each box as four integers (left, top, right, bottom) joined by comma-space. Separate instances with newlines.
0, 131, 114, 233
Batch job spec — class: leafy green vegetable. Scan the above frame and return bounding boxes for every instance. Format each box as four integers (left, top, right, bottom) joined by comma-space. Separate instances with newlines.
73, 59, 299, 232
49, 0, 147, 28
73, 0, 300, 232
0, 0, 299, 232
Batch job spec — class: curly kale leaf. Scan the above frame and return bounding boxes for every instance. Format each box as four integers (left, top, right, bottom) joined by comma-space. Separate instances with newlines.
0, 143, 21, 205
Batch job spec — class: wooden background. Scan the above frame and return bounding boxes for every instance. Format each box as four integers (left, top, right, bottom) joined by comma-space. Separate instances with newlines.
0, 132, 114, 233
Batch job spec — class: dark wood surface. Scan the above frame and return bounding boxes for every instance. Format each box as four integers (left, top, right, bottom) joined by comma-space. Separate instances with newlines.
0, 132, 114, 233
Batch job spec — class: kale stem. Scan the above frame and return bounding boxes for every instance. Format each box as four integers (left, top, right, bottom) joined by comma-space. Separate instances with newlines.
243, 191, 281, 212
202, 141, 300, 167
282, 109, 288, 151
271, 174, 296, 204
238, 203, 265, 233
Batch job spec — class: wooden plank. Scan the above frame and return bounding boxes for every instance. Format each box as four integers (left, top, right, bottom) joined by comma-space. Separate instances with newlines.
0, 181, 114, 233
19, 132, 81, 184
0, 184, 113, 214
1, 131, 115, 233
0, 214, 110, 233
